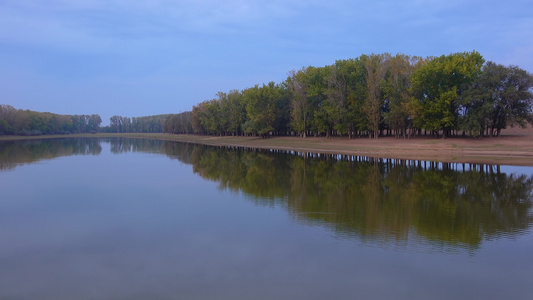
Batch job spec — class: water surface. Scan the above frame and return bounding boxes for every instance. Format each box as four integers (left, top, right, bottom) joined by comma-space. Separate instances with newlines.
1, 138, 532, 299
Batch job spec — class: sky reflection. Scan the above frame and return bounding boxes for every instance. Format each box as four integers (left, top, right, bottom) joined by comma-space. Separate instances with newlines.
0, 138, 532, 299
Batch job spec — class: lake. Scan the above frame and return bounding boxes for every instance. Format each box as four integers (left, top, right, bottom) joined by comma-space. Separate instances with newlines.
1, 138, 532, 299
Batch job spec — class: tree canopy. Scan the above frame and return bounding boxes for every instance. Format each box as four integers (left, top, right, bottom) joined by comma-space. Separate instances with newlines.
181, 51, 533, 138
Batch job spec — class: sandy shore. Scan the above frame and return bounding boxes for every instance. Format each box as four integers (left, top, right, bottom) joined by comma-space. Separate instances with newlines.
155, 132, 533, 166
2, 128, 533, 166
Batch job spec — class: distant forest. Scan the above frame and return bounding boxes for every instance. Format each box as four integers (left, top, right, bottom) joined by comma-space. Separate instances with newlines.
2, 51, 532, 138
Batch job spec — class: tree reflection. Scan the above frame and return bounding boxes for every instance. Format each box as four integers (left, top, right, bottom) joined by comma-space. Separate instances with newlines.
108, 137, 165, 154
2, 138, 532, 251
182, 146, 533, 250
0, 138, 101, 171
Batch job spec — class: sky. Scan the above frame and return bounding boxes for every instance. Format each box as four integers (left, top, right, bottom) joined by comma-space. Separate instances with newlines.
1, 0, 532, 124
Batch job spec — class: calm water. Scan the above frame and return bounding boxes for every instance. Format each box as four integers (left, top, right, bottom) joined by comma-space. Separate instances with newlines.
1, 138, 532, 299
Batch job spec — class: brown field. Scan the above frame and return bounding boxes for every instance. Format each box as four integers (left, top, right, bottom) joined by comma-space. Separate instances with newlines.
2, 126, 533, 166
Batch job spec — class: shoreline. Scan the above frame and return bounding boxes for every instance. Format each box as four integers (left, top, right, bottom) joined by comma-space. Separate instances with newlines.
2, 132, 533, 166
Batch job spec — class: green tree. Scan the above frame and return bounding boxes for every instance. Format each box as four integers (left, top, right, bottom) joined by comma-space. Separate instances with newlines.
191, 100, 221, 135
287, 66, 327, 137
305, 67, 328, 136
341, 57, 369, 138
204, 99, 222, 135
192, 102, 207, 134
382, 54, 420, 138
243, 82, 282, 137
88, 114, 102, 132
411, 51, 485, 138
273, 82, 291, 136
363, 53, 390, 139
287, 67, 311, 137
216, 92, 231, 135
226, 89, 247, 136
164, 112, 193, 134
324, 63, 349, 136
461, 62, 533, 137
109, 115, 125, 133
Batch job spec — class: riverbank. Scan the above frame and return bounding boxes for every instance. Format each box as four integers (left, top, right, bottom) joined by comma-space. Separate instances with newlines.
2, 129, 533, 166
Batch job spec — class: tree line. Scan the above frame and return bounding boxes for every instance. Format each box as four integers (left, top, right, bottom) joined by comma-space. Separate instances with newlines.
2, 51, 532, 138
100, 112, 193, 134
0, 105, 102, 135
102, 114, 173, 133
186, 51, 533, 138
0, 104, 192, 136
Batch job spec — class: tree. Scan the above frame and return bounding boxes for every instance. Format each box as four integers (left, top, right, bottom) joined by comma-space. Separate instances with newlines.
216, 91, 231, 135
203, 100, 222, 135
324, 63, 349, 136
411, 51, 485, 138
305, 67, 328, 137
192, 102, 207, 134
0, 119, 11, 134
322, 59, 371, 138
341, 57, 369, 138
287, 66, 328, 137
110, 115, 125, 133
88, 114, 102, 132
287, 68, 310, 137
226, 89, 247, 136
164, 112, 194, 134
243, 82, 282, 137
382, 54, 420, 138
273, 82, 291, 136
461, 62, 533, 137
191, 100, 222, 135
363, 53, 390, 139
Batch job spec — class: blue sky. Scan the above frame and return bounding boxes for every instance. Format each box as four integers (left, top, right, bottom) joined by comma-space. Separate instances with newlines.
1, 0, 532, 124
